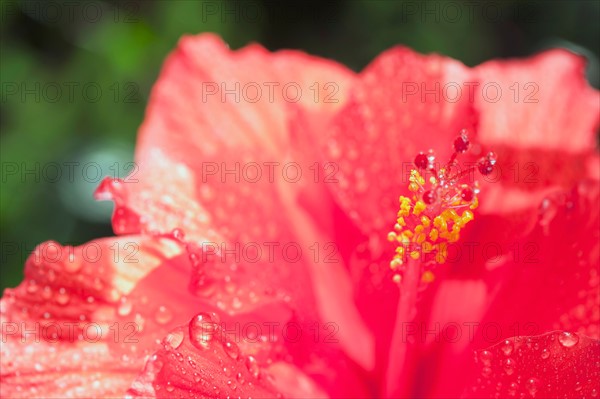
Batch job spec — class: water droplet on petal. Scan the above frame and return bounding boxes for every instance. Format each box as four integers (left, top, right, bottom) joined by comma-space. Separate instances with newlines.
558, 331, 579, 348
479, 350, 493, 366
236, 372, 245, 384
55, 288, 70, 306
154, 306, 173, 325
171, 228, 185, 241
501, 340, 513, 356
503, 358, 515, 375
525, 377, 539, 397
165, 382, 175, 393
223, 340, 240, 360
189, 312, 220, 350
540, 349, 550, 359
245, 356, 260, 379
164, 330, 184, 350
117, 297, 132, 317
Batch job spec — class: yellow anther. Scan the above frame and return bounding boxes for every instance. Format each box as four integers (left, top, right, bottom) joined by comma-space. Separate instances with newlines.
388, 151, 486, 275
413, 200, 426, 215
390, 258, 402, 270
448, 231, 460, 243
436, 243, 448, 263
421, 270, 435, 283
442, 209, 459, 222
429, 228, 439, 241
392, 274, 402, 284
462, 210, 474, 222
433, 215, 447, 231
422, 241, 433, 253
469, 197, 479, 210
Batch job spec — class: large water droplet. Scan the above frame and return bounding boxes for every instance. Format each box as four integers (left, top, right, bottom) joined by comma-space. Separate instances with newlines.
163, 330, 184, 350
189, 312, 220, 350
558, 331, 579, 348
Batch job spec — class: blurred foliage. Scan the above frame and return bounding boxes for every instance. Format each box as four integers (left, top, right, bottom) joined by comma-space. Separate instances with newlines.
1, 0, 599, 289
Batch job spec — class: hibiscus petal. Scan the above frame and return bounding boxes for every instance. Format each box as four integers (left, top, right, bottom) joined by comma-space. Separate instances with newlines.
474, 49, 599, 154
392, 178, 600, 398
127, 318, 291, 399
0, 236, 184, 398
464, 331, 600, 398
95, 33, 375, 381
322, 46, 476, 237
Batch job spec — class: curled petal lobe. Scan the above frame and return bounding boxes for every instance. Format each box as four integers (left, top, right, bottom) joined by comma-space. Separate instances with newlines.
0, 236, 185, 398
474, 49, 600, 153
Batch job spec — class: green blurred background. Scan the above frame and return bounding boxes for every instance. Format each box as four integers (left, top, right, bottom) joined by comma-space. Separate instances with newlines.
1, 0, 599, 290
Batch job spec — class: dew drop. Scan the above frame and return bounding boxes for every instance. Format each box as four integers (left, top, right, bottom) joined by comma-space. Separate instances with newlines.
155, 306, 173, 325
165, 382, 174, 393
236, 372, 245, 384
171, 228, 185, 241
525, 377, 539, 397
501, 340, 514, 356
189, 312, 220, 350
26, 280, 39, 294
245, 356, 260, 379
558, 331, 579, 348
540, 349, 550, 359
479, 350, 493, 366
163, 330, 184, 350
55, 288, 70, 306
223, 340, 240, 360
503, 358, 515, 375
117, 297, 133, 317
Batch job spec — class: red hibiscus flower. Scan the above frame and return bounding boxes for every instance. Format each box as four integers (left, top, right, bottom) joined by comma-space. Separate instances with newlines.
1, 33, 598, 399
